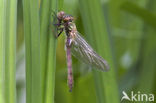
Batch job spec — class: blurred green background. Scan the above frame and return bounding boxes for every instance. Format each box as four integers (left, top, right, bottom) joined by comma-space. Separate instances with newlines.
0, 0, 156, 103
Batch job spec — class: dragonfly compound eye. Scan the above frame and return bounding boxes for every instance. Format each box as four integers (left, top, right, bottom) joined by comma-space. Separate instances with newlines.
57, 11, 65, 20
63, 15, 74, 22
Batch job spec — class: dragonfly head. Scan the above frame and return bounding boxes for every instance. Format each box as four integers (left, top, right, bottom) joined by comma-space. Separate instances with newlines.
57, 11, 74, 23
62, 15, 74, 23
57, 11, 65, 20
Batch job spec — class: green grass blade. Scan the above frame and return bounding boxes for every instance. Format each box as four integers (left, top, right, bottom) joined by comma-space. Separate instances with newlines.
121, 1, 156, 28
40, 0, 52, 102
137, 0, 156, 94
137, 29, 156, 93
23, 0, 32, 103
40, 0, 58, 103
44, 0, 58, 103
79, 0, 119, 103
0, 0, 5, 103
29, 0, 41, 103
23, 0, 41, 103
45, 27, 57, 103
4, 0, 17, 103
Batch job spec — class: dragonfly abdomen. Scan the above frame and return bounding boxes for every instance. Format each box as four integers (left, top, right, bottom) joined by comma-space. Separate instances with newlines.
66, 37, 73, 92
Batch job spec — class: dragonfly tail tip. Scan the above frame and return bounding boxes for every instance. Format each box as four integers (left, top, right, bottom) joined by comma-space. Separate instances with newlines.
69, 88, 72, 92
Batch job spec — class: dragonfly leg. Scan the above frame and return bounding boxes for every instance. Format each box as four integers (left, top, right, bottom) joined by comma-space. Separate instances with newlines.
51, 10, 57, 18
56, 27, 64, 38
53, 22, 65, 27
51, 11, 62, 23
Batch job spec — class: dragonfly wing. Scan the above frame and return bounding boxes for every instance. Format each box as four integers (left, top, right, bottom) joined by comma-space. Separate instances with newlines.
71, 33, 109, 71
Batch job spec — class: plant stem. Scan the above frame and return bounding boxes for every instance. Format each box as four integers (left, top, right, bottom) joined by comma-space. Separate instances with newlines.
4, 0, 17, 103
44, 0, 58, 103
79, 0, 120, 102
0, 0, 5, 103
40, 0, 52, 102
23, 0, 41, 103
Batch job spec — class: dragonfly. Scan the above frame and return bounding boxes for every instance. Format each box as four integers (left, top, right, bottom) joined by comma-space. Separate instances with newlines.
55, 11, 109, 92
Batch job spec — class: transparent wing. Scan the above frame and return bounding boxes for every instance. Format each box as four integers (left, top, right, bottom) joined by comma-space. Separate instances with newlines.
71, 32, 109, 71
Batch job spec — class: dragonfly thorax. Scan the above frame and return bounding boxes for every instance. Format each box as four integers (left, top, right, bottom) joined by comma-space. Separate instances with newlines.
64, 22, 77, 39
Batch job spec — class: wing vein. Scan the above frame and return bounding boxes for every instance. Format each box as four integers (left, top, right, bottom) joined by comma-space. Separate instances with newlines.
71, 32, 109, 71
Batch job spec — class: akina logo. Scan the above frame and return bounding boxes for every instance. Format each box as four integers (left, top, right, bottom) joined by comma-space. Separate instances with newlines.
121, 91, 154, 102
